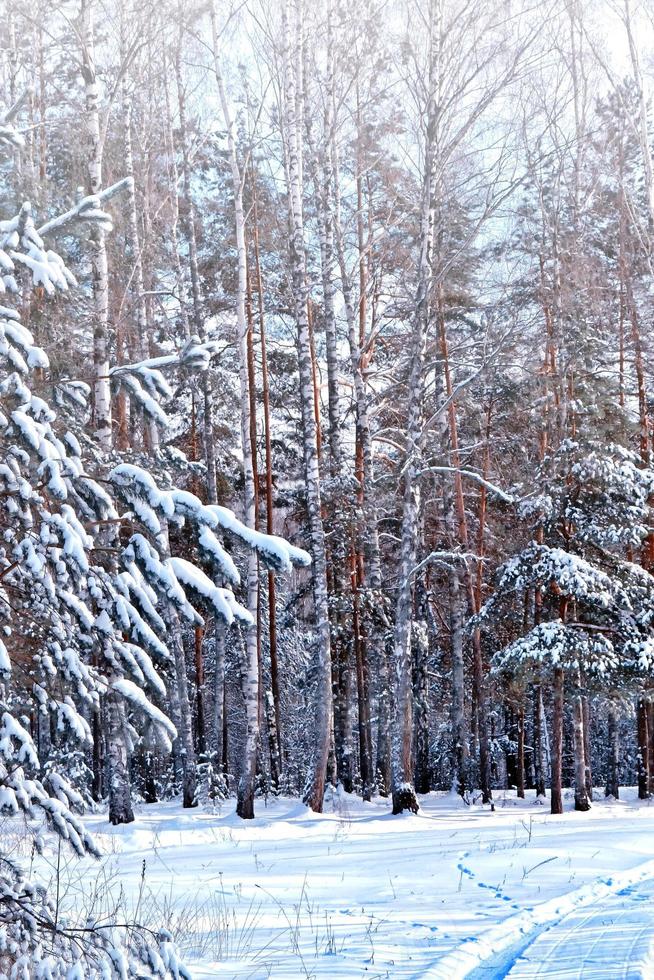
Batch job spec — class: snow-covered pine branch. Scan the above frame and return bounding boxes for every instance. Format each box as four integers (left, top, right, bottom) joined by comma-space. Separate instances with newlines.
0, 182, 188, 973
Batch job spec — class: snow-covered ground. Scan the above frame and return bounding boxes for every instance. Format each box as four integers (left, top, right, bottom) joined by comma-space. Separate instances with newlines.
39, 788, 654, 978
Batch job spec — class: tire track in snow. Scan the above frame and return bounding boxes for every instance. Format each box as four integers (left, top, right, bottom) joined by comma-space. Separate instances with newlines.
423, 857, 654, 979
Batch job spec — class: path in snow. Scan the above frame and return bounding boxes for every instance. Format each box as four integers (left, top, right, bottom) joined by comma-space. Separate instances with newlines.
464, 877, 654, 979
506, 877, 654, 979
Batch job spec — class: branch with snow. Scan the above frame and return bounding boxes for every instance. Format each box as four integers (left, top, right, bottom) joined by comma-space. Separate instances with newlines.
37, 177, 134, 238
419, 465, 514, 503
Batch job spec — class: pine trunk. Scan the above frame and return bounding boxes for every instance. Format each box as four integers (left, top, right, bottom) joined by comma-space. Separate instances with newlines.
637, 698, 650, 800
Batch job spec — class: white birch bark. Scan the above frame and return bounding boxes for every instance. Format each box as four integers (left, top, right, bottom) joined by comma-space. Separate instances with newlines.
80, 0, 111, 450
211, 10, 260, 819
624, 0, 654, 234
158, 522, 197, 808
163, 54, 191, 341
107, 689, 134, 825
390, 0, 442, 816
304, 22, 356, 791
213, 625, 226, 769
123, 87, 159, 450
174, 43, 218, 504
282, 0, 333, 813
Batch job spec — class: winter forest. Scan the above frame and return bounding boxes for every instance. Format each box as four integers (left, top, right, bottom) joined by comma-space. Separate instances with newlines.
4, 0, 654, 976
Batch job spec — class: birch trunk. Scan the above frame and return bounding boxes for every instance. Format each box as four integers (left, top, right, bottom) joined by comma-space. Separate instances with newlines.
412, 579, 430, 794
533, 684, 548, 798
304, 27, 356, 791
551, 667, 564, 815
174, 44, 218, 504
123, 89, 158, 450
80, 0, 111, 450
157, 522, 197, 807
211, 21, 260, 817
329, 59, 385, 795
251, 177, 283, 777
282, 0, 332, 812
352, 546, 374, 800
572, 692, 590, 811
163, 56, 191, 341
390, 0, 441, 816
624, 0, 654, 234
107, 689, 134, 825
213, 626, 226, 770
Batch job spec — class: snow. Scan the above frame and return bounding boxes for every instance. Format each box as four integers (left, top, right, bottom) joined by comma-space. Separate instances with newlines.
0, 712, 39, 767
168, 556, 253, 625
0, 637, 10, 675
493, 621, 619, 676
498, 877, 654, 978
204, 502, 311, 572
111, 678, 177, 742
56, 789, 654, 979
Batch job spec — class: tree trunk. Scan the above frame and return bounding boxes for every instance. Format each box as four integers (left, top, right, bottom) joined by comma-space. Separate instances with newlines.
107, 690, 134, 825
91, 699, 103, 803
250, 167, 283, 778
648, 701, 654, 796
174, 40, 218, 504
329, 54, 386, 802
282, 0, 333, 813
473, 405, 493, 803
533, 683, 547, 799
80, 0, 111, 450
572, 694, 590, 811
637, 697, 650, 800
516, 704, 525, 799
210, 22, 262, 817
605, 707, 620, 800
412, 580, 430, 795
123, 90, 158, 451
391, 0, 442, 816
352, 547, 374, 800
213, 626, 226, 769
169, 614, 197, 808
448, 565, 468, 797
376, 637, 392, 796
582, 695, 592, 799
551, 667, 564, 815
194, 626, 206, 756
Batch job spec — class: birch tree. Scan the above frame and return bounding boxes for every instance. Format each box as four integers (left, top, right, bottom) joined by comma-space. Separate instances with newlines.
280, 0, 333, 813
210, 6, 261, 819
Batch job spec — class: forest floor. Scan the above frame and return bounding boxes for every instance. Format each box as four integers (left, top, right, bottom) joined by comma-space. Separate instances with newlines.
36, 787, 654, 979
